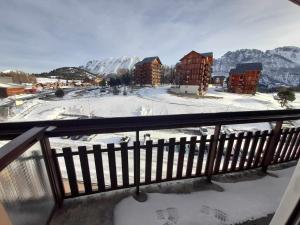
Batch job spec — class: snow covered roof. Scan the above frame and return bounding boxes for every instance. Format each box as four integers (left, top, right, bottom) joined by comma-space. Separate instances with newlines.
36, 77, 67, 83
230, 63, 263, 75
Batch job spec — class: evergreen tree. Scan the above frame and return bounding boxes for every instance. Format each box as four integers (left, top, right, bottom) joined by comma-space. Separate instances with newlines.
277, 88, 296, 108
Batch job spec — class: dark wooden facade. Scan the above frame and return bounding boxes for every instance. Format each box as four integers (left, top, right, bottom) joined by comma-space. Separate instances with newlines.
0, 86, 25, 98
176, 51, 213, 95
228, 63, 262, 94
134, 57, 162, 86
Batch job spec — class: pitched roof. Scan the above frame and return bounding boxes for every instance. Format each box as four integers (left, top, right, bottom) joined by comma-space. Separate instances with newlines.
201, 52, 213, 57
135, 56, 161, 66
236, 63, 263, 71
230, 63, 263, 75
180, 51, 213, 61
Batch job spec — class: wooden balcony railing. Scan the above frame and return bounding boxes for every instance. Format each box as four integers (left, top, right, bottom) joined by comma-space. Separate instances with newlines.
0, 109, 300, 216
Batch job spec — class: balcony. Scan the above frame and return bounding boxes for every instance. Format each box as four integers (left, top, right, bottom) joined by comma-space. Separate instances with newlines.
0, 110, 300, 225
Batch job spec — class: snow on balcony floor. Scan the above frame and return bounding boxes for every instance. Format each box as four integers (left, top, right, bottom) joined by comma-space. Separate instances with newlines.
114, 165, 295, 225
50, 163, 295, 225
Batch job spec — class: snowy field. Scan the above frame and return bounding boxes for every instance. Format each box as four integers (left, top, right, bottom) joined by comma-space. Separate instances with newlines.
2, 86, 300, 185
2, 85, 300, 153
4, 85, 300, 146
7, 86, 300, 122
114, 166, 295, 225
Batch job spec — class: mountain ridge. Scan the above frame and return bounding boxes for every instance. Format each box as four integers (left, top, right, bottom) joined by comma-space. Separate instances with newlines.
212, 46, 300, 87
3, 46, 299, 87
80, 56, 140, 75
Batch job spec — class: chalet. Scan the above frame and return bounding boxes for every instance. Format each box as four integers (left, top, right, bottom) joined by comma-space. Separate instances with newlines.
0, 83, 25, 98
134, 57, 162, 86
228, 63, 263, 94
176, 51, 213, 95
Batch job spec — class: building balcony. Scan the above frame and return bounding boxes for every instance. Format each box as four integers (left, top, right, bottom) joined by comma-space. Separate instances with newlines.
0, 110, 300, 225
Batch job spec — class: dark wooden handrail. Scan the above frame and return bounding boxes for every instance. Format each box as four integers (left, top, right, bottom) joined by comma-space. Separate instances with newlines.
0, 127, 46, 171
0, 109, 300, 139
0, 110, 299, 204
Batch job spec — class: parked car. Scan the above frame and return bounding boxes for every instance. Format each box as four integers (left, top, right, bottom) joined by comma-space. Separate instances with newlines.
120, 136, 130, 144
60, 136, 70, 139
82, 134, 97, 141
199, 127, 209, 136
223, 127, 234, 135
143, 133, 151, 143
71, 135, 82, 140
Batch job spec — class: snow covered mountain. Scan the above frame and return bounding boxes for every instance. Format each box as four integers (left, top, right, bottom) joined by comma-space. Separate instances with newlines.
213, 46, 300, 87
81, 56, 140, 75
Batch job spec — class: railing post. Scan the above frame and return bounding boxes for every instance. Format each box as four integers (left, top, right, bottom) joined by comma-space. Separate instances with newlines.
206, 124, 221, 182
40, 136, 64, 207
262, 121, 283, 172
133, 139, 147, 202
136, 130, 139, 142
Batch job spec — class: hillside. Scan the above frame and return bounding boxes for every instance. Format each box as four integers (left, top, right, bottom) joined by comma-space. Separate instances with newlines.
37, 67, 98, 80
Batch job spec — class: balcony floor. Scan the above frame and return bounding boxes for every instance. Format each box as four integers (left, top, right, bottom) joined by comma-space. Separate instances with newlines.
49, 162, 296, 225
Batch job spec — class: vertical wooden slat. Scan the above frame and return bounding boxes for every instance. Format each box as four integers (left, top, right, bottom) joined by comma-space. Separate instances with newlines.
205, 136, 214, 174
156, 139, 164, 182
120, 142, 129, 187
245, 131, 260, 169
195, 135, 207, 176
273, 129, 287, 164
222, 133, 235, 172
62, 147, 78, 196
230, 132, 244, 171
285, 128, 300, 161
107, 143, 117, 189
145, 140, 153, 184
279, 128, 295, 163
166, 138, 175, 180
186, 136, 197, 177
206, 125, 221, 181
78, 146, 92, 194
253, 130, 268, 167
51, 148, 65, 202
134, 141, 140, 186
239, 132, 253, 170
261, 121, 282, 172
213, 134, 226, 173
176, 137, 186, 179
40, 136, 64, 206
93, 145, 105, 191
290, 130, 300, 160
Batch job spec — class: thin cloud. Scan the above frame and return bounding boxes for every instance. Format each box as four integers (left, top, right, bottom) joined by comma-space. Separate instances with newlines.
0, 0, 299, 72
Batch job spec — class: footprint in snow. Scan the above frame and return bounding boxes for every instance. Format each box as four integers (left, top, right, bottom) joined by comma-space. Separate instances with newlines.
155, 207, 179, 225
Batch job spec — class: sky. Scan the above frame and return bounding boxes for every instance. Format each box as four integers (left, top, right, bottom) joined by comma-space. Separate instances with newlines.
0, 0, 300, 73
